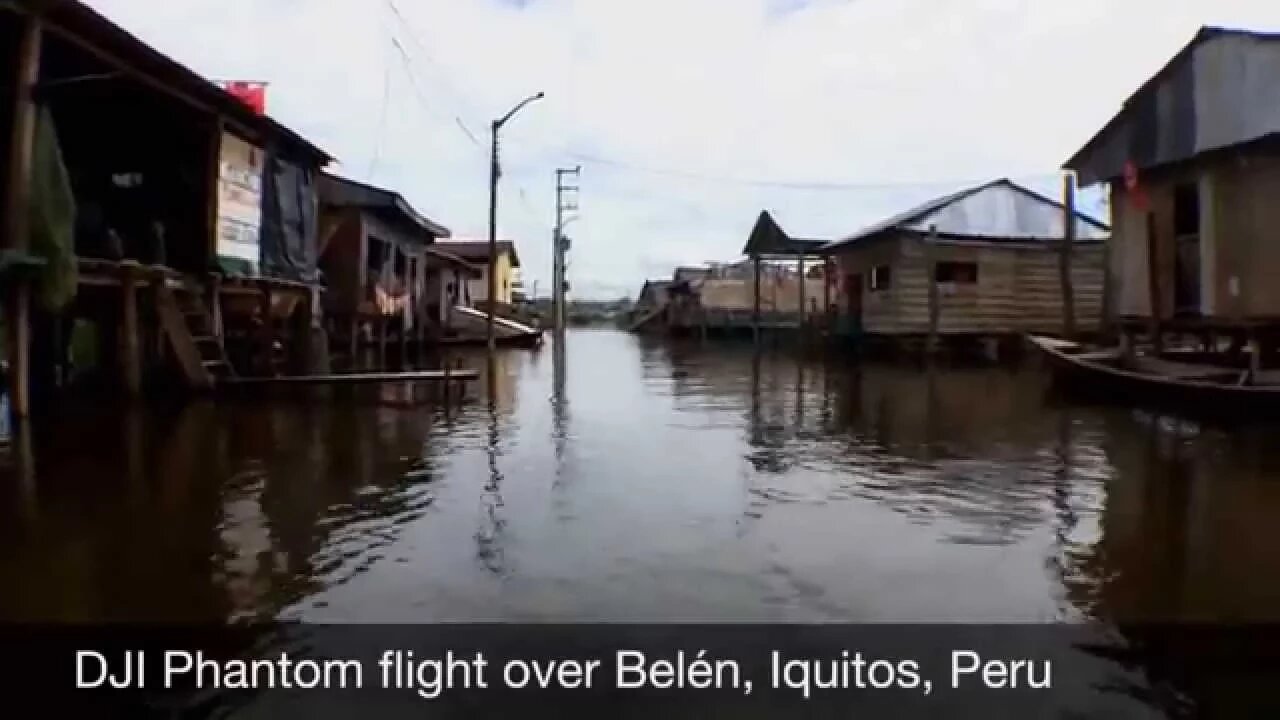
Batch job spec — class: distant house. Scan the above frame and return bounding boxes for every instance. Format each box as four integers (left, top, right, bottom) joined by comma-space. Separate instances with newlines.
435, 240, 521, 306
636, 280, 672, 310
672, 266, 710, 289
823, 178, 1109, 340
1066, 26, 1280, 342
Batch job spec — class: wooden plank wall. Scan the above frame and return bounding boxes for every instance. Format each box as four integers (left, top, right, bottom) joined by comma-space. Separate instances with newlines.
317, 209, 363, 314
834, 233, 1104, 336
1209, 153, 1280, 317
832, 236, 902, 332
698, 276, 824, 312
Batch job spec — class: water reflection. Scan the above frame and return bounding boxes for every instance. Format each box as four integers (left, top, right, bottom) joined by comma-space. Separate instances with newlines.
2, 330, 1280, 627
476, 353, 508, 576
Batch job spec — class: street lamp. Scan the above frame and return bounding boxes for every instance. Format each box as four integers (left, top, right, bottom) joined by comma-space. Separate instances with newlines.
487, 91, 545, 351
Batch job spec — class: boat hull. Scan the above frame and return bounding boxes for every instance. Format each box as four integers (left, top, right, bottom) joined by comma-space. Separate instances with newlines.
1028, 335, 1280, 420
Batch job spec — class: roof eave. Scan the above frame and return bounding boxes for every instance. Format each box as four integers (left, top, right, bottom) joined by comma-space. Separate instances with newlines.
36, 0, 332, 165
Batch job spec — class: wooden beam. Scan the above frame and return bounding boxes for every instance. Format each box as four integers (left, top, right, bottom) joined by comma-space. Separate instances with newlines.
24, 6, 261, 143
1060, 173, 1077, 339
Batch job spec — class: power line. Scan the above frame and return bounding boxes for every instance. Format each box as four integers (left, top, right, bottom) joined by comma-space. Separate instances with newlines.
564, 150, 1066, 192
384, 0, 487, 131
390, 37, 483, 150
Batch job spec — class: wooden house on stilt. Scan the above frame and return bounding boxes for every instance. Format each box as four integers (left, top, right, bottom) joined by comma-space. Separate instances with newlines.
1065, 26, 1280, 378
1025, 26, 1280, 415
317, 174, 476, 369
821, 178, 1109, 355
2, 0, 331, 418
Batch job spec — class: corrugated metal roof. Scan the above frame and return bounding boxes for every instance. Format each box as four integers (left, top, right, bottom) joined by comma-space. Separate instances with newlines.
319, 174, 451, 239
435, 240, 520, 268
823, 178, 1109, 251
1066, 26, 1280, 184
424, 246, 481, 276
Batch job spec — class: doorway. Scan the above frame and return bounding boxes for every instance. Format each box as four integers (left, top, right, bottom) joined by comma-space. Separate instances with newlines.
1172, 182, 1201, 316
844, 273, 863, 335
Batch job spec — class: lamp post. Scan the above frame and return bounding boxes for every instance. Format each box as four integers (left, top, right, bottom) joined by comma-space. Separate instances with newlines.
487, 91, 545, 351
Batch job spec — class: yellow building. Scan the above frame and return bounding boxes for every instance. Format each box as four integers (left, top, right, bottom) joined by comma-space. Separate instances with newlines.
433, 240, 522, 306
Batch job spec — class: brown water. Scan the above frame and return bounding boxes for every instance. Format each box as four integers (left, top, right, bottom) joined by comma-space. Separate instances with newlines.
2, 328, 1280, 625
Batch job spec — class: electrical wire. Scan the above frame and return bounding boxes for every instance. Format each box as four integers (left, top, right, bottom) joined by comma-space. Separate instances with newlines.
391, 37, 484, 151
367, 51, 393, 180
384, 0, 488, 138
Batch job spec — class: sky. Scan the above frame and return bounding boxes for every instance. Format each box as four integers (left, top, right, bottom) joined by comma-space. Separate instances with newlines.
84, 0, 1280, 300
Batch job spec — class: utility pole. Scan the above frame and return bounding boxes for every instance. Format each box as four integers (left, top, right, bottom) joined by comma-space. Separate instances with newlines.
486, 91, 544, 352
553, 166, 581, 333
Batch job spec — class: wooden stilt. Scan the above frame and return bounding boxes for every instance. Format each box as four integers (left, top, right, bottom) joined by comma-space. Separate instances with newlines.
120, 263, 142, 397
797, 255, 806, 332
7, 283, 32, 416
1248, 332, 1262, 383
3, 16, 42, 419
822, 257, 832, 334
926, 225, 941, 355
348, 316, 359, 371
257, 279, 274, 375
1060, 173, 1077, 339
207, 273, 224, 345
752, 254, 762, 345
378, 315, 388, 370
1146, 212, 1163, 353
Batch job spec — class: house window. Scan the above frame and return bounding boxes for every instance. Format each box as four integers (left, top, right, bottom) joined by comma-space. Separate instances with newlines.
935, 261, 978, 284
393, 246, 407, 278
367, 237, 388, 275
870, 265, 892, 291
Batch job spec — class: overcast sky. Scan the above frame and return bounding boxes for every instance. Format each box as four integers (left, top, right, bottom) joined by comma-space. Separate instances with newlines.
87, 0, 1280, 299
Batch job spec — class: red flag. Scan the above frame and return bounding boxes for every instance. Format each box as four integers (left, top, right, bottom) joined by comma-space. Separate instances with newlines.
223, 81, 267, 114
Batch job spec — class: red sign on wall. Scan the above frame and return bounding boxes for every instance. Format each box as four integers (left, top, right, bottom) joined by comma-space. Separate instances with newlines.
222, 81, 267, 114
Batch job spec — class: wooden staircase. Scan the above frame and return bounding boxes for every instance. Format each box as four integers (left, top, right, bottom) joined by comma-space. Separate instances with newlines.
156, 281, 236, 389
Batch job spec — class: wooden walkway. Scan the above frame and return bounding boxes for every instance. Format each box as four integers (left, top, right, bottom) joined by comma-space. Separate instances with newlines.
220, 369, 479, 387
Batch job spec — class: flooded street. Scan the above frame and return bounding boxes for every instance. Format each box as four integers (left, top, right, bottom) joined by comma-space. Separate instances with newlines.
3, 328, 1280, 626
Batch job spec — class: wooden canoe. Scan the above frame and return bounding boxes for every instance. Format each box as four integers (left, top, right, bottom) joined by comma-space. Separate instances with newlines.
1027, 334, 1280, 418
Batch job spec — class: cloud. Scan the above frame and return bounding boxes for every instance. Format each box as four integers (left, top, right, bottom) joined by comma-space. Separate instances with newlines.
84, 0, 1280, 298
